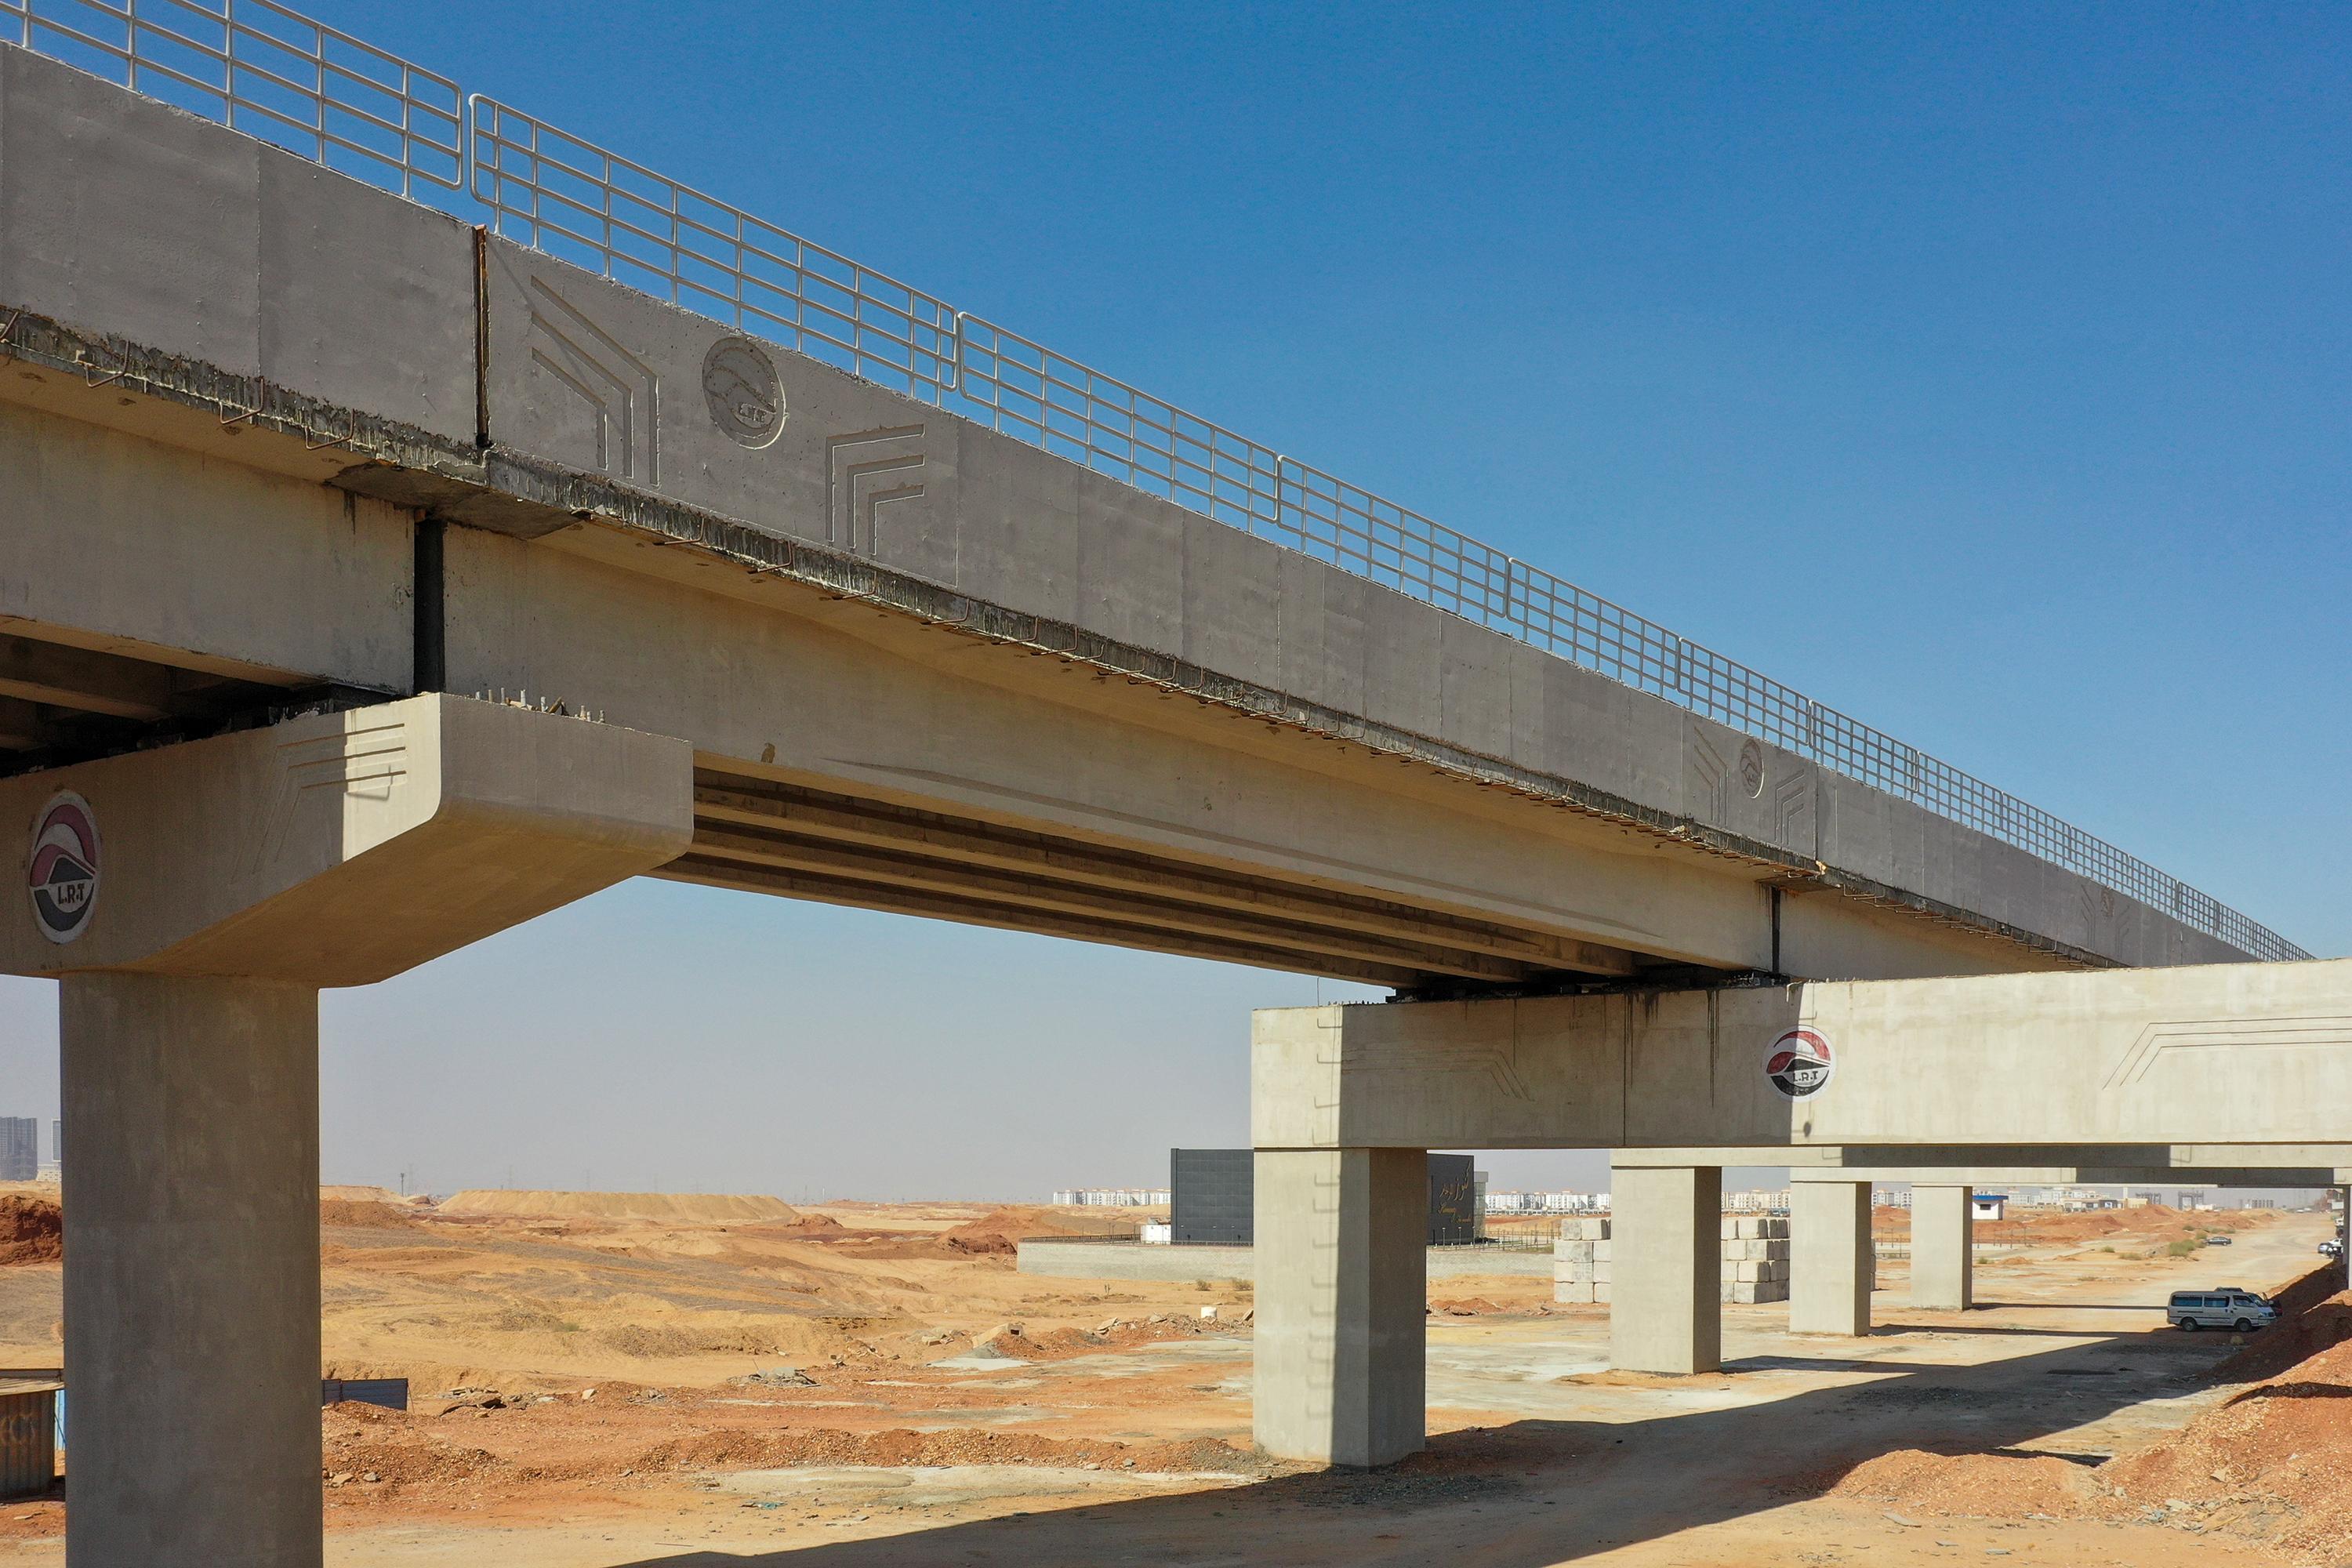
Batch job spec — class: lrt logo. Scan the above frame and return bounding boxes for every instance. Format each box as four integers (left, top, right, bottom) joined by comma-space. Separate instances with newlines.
28, 791, 100, 944
1765, 1028, 1835, 1100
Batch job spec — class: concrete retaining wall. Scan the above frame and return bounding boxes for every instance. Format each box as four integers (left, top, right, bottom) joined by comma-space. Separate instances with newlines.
1015, 1240, 1552, 1283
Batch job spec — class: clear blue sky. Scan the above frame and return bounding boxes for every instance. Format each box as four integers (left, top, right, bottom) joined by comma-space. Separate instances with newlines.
3, 3, 2346, 1200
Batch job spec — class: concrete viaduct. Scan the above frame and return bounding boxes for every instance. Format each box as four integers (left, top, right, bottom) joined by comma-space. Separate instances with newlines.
0, 31, 2336, 1565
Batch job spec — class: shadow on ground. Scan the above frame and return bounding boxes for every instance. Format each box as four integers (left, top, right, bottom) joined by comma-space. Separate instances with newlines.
601, 1314, 2241, 1566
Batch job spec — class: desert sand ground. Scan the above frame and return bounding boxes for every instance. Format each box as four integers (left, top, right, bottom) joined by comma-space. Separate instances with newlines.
0, 1187, 2340, 1566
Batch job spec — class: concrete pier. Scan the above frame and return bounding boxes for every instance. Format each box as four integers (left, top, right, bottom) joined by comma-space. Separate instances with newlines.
1250, 1148, 1426, 1466
1790, 1180, 1875, 1336
0, 697, 694, 1566
62, 975, 322, 1566
1911, 1185, 1975, 1311
1609, 1164, 1722, 1374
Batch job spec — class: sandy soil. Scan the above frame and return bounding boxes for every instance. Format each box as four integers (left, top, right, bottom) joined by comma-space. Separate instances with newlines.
0, 1195, 2336, 1566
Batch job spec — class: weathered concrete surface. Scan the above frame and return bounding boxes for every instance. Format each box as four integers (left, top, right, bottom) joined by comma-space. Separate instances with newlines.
1251, 1149, 1426, 1466
0, 401, 416, 692
1911, 1185, 1975, 1312
1790, 1181, 1875, 1337
0, 695, 692, 983
62, 972, 321, 1568
0, 45, 476, 443
1608, 1165, 1722, 1374
1254, 959, 2352, 1151
1013, 1240, 1552, 1283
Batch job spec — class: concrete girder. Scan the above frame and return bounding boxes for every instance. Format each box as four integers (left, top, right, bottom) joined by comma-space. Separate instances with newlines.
656, 854, 1436, 989
693, 775, 1640, 978
685, 821, 1573, 985
0, 630, 227, 721
2, 695, 692, 1568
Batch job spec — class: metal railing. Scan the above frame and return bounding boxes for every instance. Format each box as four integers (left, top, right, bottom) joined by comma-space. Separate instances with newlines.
0, 5, 2310, 963
470, 96, 957, 406
2, 0, 459, 198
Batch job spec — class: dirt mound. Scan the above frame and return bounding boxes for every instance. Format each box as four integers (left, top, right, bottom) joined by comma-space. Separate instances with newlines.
2205, 1267, 2352, 1383
435, 1191, 800, 1225
939, 1205, 1109, 1254
320, 1199, 422, 1229
1828, 1446, 2106, 1517
1432, 1296, 1504, 1316
322, 1185, 416, 1206
2098, 1334, 2352, 1551
0, 1196, 62, 1265
321, 1402, 511, 1494
1832, 1261, 2352, 1555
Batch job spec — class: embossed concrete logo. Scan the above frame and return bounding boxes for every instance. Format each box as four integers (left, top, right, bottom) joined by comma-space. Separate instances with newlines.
1765, 1028, 1835, 1098
702, 337, 785, 448
1737, 737, 1766, 798
28, 791, 99, 943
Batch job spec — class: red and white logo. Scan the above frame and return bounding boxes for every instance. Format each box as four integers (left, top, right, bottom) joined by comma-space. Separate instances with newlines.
1765, 1028, 1835, 1099
28, 791, 99, 944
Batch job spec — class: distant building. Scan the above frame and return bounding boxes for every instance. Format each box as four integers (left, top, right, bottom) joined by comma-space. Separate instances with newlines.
1168, 1149, 1480, 1246
1971, 1193, 2009, 1221
1050, 1188, 1171, 1207
1483, 1189, 1610, 1214
0, 1118, 36, 1181
52, 1119, 61, 1167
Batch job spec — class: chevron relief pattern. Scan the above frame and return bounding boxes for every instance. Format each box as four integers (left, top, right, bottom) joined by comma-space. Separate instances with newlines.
2103, 1015, 2352, 1090
1689, 727, 1733, 823
827, 426, 927, 554
244, 720, 410, 879
528, 278, 660, 485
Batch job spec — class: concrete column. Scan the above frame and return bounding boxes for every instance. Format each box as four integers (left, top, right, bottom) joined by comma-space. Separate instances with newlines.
1911, 1184, 1974, 1311
1610, 1164, 1721, 1374
63, 974, 321, 1568
1251, 1147, 1426, 1467
1790, 1181, 1875, 1336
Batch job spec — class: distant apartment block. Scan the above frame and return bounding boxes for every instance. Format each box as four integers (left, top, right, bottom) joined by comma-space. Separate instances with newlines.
1051, 1188, 1171, 1207
1483, 1189, 1610, 1214
0, 1118, 37, 1181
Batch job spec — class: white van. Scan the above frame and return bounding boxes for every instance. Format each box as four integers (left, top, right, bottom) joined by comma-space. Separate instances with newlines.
2167, 1289, 2277, 1332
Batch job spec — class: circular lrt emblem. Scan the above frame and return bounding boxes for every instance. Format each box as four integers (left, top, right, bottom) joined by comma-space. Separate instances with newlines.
1765, 1027, 1835, 1099
1737, 737, 1766, 799
702, 337, 785, 448
28, 790, 100, 944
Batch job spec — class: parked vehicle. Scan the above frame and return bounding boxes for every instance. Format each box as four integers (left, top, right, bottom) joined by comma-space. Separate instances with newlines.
2168, 1290, 2276, 1333
2321, 1240, 2343, 1258
2205, 1236, 2233, 1247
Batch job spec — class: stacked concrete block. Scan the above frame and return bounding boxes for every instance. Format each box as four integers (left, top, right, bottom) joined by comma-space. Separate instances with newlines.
1722, 1214, 1791, 1304
1555, 1213, 1791, 1305
1552, 1216, 1612, 1304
